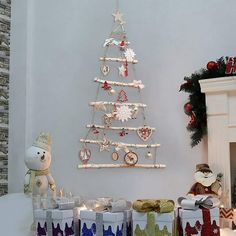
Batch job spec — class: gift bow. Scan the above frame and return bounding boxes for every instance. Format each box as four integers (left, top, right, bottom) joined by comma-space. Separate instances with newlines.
132, 199, 175, 213
132, 80, 145, 89
178, 195, 220, 210
85, 198, 132, 213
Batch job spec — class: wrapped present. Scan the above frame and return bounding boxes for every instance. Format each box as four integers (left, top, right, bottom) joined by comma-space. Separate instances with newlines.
177, 207, 220, 236
80, 210, 132, 236
35, 208, 78, 236
133, 211, 175, 236
132, 199, 175, 213
219, 207, 235, 228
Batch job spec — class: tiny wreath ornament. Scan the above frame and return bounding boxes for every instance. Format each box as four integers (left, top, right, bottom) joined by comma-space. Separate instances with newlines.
180, 57, 232, 147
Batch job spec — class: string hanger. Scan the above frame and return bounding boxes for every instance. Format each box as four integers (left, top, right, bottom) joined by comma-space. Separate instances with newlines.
115, 0, 120, 12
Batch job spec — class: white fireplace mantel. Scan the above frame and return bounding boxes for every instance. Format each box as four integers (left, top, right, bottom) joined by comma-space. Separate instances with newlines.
200, 76, 236, 207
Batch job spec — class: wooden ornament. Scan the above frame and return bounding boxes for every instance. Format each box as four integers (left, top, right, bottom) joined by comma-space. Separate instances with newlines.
124, 151, 138, 166
99, 138, 111, 152
117, 90, 128, 103
111, 152, 119, 161
79, 146, 91, 164
101, 65, 110, 76
137, 126, 153, 141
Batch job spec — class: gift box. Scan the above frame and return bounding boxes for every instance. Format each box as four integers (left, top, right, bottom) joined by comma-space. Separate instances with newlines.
80, 210, 132, 236
35, 208, 78, 236
132, 211, 175, 236
177, 207, 220, 236
219, 207, 235, 228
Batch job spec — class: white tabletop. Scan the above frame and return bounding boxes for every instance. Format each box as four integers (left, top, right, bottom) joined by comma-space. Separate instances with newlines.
0, 193, 33, 236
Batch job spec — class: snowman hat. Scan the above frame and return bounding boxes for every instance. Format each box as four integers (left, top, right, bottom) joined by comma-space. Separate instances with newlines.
195, 163, 212, 173
33, 132, 52, 152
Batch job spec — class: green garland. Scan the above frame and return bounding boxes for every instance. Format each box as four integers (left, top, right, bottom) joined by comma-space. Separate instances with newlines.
180, 57, 231, 147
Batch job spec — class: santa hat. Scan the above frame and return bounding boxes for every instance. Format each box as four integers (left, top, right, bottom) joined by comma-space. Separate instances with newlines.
195, 163, 212, 173
33, 132, 52, 152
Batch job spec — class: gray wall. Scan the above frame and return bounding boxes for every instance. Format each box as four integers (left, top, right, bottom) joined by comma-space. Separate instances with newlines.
9, 0, 236, 201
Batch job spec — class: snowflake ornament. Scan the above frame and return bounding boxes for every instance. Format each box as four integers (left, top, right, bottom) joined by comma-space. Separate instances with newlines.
124, 48, 136, 61
114, 105, 132, 122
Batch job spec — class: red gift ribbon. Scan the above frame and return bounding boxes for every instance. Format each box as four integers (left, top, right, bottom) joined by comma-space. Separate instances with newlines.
177, 207, 220, 236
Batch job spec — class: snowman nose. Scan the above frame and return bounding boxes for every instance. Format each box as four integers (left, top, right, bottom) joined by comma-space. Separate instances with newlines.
41, 155, 45, 161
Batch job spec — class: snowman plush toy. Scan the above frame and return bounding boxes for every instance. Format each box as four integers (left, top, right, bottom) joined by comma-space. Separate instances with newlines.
24, 132, 56, 229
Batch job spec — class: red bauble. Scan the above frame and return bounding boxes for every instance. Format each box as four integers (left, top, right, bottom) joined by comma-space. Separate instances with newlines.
207, 61, 217, 70
184, 102, 192, 115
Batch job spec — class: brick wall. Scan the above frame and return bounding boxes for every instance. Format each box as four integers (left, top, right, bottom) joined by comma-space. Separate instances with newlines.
0, 0, 10, 196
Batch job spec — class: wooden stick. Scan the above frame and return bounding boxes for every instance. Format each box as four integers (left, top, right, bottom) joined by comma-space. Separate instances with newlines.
90, 101, 147, 108
94, 78, 142, 88
78, 164, 166, 169
86, 124, 156, 131
100, 57, 138, 64
80, 139, 160, 148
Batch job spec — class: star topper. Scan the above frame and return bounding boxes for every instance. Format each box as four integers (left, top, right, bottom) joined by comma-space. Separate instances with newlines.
112, 10, 125, 24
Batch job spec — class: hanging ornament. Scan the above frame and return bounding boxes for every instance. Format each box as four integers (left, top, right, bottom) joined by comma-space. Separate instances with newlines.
104, 113, 114, 126
92, 126, 99, 135
137, 126, 153, 141
111, 152, 119, 161
207, 61, 218, 70
184, 102, 193, 115
132, 106, 139, 119
118, 64, 128, 77
103, 38, 119, 47
112, 11, 125, 24
79, 146, 91, 164
124, 151, 138, 166
225, 57, 236, 74
102, 81, 111, 90
119, 40, 126, 50
117, 90, 128, 103
132, 80, 145, 89
119, 129, 128, 137
101, 65, 110, 76
120, 40, 125, 47
124, 48, 136, 61
99, 138, 111, 152
108, 88, 116, 95
188, 112, 197, 128
114, 105, 132, 122
145, 151, 153, 160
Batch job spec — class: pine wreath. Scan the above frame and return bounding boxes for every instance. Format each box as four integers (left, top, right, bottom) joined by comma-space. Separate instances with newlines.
180, 57, 231, 147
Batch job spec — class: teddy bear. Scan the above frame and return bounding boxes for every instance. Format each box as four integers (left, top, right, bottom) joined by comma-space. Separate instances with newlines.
24, 132, 56, 229
188, 163, 222, 197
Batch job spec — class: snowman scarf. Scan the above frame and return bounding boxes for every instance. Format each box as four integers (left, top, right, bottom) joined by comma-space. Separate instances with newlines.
26, 169, 49, 193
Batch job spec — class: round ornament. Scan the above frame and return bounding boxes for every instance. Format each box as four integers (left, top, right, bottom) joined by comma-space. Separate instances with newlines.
101, 65, 110, 76
111, 152, 119, 161
124, 151, 138, 166
108, 88, 116, 95
145, 151, 153, 159
207, 61, 217, 70
184, 102, 192, 115
79, 146, 91, 164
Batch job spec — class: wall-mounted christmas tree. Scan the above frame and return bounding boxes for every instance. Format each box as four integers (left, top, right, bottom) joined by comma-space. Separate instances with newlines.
78, 3, 165, 169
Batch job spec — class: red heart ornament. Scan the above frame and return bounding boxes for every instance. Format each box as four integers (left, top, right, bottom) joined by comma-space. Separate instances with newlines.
137, 127, 152, 141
